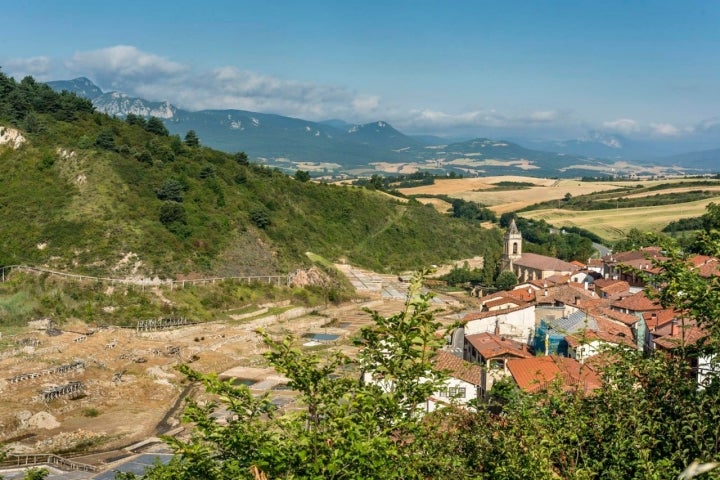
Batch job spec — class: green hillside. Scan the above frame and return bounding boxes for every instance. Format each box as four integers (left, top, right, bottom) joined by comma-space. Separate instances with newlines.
1, 72, 499, 277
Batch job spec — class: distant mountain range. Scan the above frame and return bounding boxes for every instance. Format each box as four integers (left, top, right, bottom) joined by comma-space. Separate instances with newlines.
48, 78, 720, 177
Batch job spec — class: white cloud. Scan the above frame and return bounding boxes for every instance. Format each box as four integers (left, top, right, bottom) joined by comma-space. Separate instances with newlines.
66, 45, 186, 88
396, 108, 571, 134
695, 117, 720, 132
352, 95, 380, 115
649, 123, 680, 136
602, 118, 639, 134
3, 56, 54, 79
526, 110, 561, 122
5, 46, 705, 142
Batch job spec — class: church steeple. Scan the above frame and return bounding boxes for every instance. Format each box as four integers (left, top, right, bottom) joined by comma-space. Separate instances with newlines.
502, 218, 522, 271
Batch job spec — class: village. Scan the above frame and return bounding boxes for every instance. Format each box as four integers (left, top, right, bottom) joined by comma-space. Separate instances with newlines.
0, 220, 717, 478
429, 218, 717, 409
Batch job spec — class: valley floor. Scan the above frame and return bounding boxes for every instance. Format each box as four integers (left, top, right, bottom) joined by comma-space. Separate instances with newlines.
0, 266, 464, 479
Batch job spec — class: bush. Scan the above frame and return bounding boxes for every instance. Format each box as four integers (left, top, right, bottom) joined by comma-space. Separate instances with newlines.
82, 407, 100, 417
159, 202, 187, 226
156, 178, 186, 202
250, 208, 271, 229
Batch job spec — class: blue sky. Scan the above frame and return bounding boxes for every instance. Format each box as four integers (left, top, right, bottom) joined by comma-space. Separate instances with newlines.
3, 0, 720, 143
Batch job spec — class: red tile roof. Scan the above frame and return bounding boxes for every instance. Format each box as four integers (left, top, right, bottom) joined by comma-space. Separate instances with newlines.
465, 332, 533, 360
652, 321, 708, 350
611, 291, 662, 313
507, 288, 536, 303
535, 284, 605, 310
507, 356, 601, 394
603, 247, 665, 264
643, 308, 680, 330
484, 297, 524, 310
513, 253, 580, 273
593, 279, 630, 297
688, 255, 720, 278
433, 351, 483, 386
593, 307, 640, 326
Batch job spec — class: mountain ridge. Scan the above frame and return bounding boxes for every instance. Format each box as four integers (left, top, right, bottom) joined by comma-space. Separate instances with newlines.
47, 77, 720, 176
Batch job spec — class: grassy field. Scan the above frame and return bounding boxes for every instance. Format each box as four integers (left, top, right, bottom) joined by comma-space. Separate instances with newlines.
399, 176, 719, 214
518, 196, 720, 242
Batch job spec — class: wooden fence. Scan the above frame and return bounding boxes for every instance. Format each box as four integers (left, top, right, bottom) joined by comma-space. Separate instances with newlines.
0, 265, 287, 288
1, 453, 97, 472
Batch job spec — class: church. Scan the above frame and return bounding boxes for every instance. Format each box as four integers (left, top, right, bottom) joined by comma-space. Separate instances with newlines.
501, 219, 579, 283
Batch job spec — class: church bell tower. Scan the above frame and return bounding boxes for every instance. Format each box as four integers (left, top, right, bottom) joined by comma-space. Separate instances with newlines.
502, 218, 522, 271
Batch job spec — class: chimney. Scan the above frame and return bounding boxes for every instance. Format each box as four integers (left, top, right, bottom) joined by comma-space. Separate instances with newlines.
584, 281, 588, 290
671, 319, 678, 336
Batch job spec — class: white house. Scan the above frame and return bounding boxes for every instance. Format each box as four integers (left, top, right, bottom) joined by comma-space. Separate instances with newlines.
426, 351, 482, 412
462, 304, 536, 345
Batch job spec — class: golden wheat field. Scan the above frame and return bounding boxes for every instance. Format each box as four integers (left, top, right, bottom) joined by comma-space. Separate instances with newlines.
519, 197, 720, 242
399, 176, 720, 241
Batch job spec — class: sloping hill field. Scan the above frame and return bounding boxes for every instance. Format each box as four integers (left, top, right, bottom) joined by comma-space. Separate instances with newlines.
517, 196, 720, 242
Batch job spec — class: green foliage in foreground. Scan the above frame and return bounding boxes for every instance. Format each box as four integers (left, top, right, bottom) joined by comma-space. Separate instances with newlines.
124, 263, 720, 480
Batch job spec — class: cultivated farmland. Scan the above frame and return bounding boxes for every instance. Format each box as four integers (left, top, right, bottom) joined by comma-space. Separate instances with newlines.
399, 176, 631, 214
399, 175, 720, 241
518, 197, 720, 242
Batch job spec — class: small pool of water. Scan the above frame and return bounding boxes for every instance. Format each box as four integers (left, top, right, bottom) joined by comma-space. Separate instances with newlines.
231, 378, 256, 387
302, 333, 340, 341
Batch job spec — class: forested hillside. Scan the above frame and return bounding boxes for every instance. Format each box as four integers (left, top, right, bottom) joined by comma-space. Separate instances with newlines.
0, 71, 499, 277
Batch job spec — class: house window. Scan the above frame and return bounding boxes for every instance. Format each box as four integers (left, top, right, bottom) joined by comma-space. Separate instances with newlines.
490, 359, 504, 370
437, 387, 448, 397
512, 242, 518, 254
448, 387, 467, 398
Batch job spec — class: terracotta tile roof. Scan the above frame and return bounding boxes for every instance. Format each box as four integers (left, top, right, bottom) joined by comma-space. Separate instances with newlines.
535, 284, 605, 310
593, 279, 630, 297
565, 316, 635, 348
571, 260, 587, 268
462, 304, 534, 323
478, 291, 528, 307
643, 308, 680, 330
433, 351, 483, 386
478, 291, 508, 303
615, 258, 663, 274
465, 332, 533, 360
513, 253, 580, 273
484, 296, 525, 310
546, 273, 572, 284
603, 247, 664, 264
688, 255, 720, 278
611, 291, 662, 313
652, 321, 708, 350
593, 307, 640, 326
588, 259, 604, 268
507, 356, 601, 394
506, 288, 536, 303
529, 279, 550, 289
